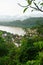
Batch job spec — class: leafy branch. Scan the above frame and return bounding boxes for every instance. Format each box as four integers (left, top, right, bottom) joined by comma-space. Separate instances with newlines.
18, 0, 43, 13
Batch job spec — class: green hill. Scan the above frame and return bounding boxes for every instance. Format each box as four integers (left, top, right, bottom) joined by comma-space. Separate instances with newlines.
0, 17, 43, 28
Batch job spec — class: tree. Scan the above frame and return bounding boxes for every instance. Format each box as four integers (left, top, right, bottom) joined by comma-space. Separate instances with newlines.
18, 0, 43, 13
0, 37, 9, 57
19, 38, 39, 63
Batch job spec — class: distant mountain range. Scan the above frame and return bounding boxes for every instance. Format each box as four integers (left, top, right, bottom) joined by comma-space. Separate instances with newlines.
0, 15, 28, 21
0, 17, 43, 28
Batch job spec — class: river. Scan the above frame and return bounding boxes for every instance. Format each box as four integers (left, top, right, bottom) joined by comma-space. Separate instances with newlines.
0, 26, 25, 35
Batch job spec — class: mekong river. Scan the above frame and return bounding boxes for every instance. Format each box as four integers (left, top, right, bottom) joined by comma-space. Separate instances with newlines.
0, 26, 25, 35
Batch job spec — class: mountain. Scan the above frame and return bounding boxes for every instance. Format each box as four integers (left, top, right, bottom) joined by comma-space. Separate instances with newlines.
0, 17, 43, 28
0, 15, 28, 22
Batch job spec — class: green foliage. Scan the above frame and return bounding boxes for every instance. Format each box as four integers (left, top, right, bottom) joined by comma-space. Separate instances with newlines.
19, 38, 39, 63
0, 56, 10, 65
40, 2, 43, 6
0, 26, 43, 65
23, 8, 28, 13
0, 37, 9, 57
40, 57, 43, 65
18, 0, 43, 12
36, 24, 43, 32
33, 41, 43, 51
26, 60, 40, 65
27, 0, 32, 5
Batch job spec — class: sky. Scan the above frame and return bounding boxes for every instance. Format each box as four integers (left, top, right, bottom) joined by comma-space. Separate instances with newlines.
0, 0, 43, 17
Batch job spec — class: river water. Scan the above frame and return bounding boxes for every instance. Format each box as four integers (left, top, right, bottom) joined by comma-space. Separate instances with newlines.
0, 26, 25, 35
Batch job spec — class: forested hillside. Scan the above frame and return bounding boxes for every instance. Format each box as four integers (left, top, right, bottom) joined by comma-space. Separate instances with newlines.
0, 17, 43, 27
0, 24, 43, 65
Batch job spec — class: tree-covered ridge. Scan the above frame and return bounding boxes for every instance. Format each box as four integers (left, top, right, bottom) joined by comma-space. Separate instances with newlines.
0, 17, 43, 27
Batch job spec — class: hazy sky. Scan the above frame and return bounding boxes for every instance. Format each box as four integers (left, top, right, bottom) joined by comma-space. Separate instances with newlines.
0, 0, 43, 17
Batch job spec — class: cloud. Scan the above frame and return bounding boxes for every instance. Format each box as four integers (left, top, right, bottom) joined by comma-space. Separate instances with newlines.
0, 0, 43, 17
